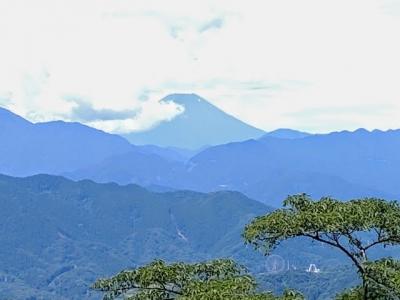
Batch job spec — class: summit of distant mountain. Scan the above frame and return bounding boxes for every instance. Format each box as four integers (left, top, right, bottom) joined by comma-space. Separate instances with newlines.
262, 128, 311, 140
123, 93, 265, 149
160, 93, 207, 106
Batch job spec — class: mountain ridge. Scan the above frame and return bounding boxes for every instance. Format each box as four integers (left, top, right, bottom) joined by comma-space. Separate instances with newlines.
0, 105, 198, 177
0, 173, 272, 299
0, 107, 133, 176
2, 102, 400, 207
262, 128, 311, 139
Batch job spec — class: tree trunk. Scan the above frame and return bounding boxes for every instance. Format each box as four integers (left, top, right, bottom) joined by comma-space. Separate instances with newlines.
362, 274, 368, 300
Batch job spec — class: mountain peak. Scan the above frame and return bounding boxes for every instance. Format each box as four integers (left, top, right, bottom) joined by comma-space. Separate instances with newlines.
124, 94, 265, 149
353, 128, 369, 134
162, 93, 204, 104
262, 128, 311, 140
160, 94, 212, 111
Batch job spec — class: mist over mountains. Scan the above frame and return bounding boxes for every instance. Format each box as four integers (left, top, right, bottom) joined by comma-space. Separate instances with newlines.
1, 94, 399, 207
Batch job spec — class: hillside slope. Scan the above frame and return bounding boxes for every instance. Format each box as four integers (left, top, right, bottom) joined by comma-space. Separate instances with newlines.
0, 174, 271, 299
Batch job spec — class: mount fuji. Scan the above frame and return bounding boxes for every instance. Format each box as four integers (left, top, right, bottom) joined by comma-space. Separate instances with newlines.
123, 93, 265, 149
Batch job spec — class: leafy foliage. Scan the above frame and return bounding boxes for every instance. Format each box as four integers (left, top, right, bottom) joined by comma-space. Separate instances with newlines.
244, 194, 400, 298
92, 259, 303, 300
337, 258, 400, 299
244, 194, 400, 263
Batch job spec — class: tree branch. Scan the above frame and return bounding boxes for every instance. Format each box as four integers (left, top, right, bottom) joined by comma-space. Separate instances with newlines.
304, 233, 365, 274
364, 237, 400, 251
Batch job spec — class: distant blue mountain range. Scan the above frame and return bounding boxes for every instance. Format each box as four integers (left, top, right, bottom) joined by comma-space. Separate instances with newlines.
1, 95, 399, 207
0, 106, 193, 177
181, 129, 399, 205
0, 107, 132, 176
69, 127, 400, 206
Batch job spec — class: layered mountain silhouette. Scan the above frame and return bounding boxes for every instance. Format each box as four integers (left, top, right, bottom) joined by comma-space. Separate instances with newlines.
69, 129, 399, 206
2, 100, 400, 207
179, 129, 398, 203
0, 107, 192, 177
123, 93, 265, 149
64, 149, 185, 188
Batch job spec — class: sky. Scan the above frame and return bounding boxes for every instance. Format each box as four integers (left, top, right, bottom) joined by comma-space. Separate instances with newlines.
1, 0, 400, 133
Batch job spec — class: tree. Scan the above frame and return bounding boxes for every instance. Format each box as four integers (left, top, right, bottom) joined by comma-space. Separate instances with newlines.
92, 259, 303, 300
243, 194, 400, 300
337, 258, 400, 299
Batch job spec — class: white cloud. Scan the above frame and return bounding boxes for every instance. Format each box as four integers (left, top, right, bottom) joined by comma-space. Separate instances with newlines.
0, 0, 400, 133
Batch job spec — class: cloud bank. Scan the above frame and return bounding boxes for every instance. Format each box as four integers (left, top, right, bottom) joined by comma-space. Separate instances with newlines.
0, 0, 400, 133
